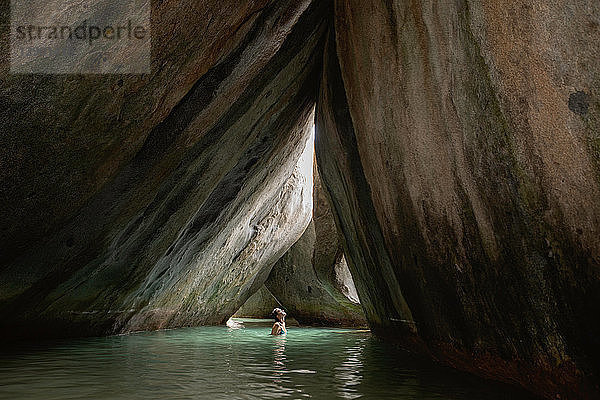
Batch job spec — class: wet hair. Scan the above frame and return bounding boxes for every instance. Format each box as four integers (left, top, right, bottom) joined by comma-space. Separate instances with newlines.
272, 308, 286, 322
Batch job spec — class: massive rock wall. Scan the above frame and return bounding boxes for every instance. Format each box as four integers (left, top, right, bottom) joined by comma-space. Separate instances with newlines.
0, 0, 326, 339
232, 285, 281, 319
312, 167, 360, 305
316, 1, 600, 399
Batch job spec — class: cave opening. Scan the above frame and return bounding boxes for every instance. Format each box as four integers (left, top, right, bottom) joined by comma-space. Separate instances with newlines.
1, 0, 597, 397
229, 123, 366, 329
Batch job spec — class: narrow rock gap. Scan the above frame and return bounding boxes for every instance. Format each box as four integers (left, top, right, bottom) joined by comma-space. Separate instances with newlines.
232, 124, 366, 328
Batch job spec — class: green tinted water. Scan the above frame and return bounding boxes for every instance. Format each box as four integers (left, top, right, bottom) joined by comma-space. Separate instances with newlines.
0, 320, 533, 399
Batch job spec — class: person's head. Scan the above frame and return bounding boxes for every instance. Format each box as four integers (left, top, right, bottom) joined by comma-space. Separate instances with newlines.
272, 308, 286, 322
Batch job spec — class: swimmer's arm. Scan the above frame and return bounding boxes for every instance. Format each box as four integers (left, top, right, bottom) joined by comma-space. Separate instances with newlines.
271, 323, 281, 335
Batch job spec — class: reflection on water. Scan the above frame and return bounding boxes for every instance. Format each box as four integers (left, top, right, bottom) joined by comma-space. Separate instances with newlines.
0, 321, 534, 400
272, 336, 286, 384
335, 341, 364, 400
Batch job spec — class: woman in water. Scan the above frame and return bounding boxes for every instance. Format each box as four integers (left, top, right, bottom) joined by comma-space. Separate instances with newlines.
270, 308, 287, 335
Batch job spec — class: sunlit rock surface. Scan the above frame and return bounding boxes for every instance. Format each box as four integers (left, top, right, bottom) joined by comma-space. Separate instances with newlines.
312, 168, 360, 305
264, 220, 365, 327
316, 1, 600, 398
0, 0, 325, 338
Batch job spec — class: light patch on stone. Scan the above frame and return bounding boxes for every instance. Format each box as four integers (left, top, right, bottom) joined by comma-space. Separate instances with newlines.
297, 123, 316, 198
334, 255, 360, 304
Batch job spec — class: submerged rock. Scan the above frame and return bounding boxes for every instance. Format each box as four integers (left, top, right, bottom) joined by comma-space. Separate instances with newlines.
316, 1, 600, 398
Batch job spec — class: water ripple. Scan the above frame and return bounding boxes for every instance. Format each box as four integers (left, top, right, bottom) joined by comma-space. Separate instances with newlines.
0, 323, 535, 400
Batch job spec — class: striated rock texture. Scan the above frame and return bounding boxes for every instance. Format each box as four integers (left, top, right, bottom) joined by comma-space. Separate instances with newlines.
316, 1, 600, 399
0, 0, 326, 339
1, 0, 598, 397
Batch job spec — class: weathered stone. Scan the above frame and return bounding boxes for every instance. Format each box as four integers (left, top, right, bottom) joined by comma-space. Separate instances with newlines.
333, 255, 359, 304
1, 0, 599, 398
316, 1, 600, 398
0, 0, 326, 339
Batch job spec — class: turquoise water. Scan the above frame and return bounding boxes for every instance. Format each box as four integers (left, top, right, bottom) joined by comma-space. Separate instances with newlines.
0, 319, 533, 399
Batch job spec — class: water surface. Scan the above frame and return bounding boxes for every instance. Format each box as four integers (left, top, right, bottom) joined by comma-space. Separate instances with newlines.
0, 319, 534, 399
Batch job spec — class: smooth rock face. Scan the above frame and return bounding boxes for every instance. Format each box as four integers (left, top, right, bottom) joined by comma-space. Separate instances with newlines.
0, 0, 325, 338
316, 1, 599, 398
1, 0, 598, 398
333, 255, 359, 304
312, 167, 360, 303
